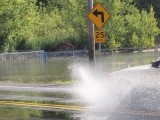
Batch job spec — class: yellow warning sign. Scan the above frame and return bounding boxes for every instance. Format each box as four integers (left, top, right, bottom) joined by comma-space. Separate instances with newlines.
95, 30, 106, 43
88, 2, 111, 29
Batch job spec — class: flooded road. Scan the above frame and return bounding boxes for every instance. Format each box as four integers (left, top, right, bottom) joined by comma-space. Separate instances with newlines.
1, 79, 160, 120
0, 83, 81, 120
0, 52, 160, 119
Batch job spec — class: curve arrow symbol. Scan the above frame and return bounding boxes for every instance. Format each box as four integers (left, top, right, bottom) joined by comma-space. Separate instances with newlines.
93, 9, 104, 23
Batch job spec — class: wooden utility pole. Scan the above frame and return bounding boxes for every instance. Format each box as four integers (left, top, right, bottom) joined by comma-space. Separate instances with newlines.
87, 0, 95, 65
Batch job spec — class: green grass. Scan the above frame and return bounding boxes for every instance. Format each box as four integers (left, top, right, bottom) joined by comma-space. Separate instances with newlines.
0, 79, 75, 85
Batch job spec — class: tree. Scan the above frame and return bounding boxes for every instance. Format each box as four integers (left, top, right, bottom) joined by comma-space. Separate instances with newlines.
133, 0, 160, 27
0, 0, 38, 52
42, 0, 88, 49
131, 32, 139, 47
147, 7, 159, 46
103, 0, 159, 49
0, 0, 159, 51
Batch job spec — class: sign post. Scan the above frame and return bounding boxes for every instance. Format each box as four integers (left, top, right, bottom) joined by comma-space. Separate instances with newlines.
87, 0, 95, 65
88, 2, 110, 61
94, 29, 106, 60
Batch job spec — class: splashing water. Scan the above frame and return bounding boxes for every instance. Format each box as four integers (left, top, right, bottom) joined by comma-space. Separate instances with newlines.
70, 63, 139, 108
72, 65, 107, 105
69, 63, 160, 120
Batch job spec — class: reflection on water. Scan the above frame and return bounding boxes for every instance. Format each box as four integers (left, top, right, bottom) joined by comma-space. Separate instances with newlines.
0, 52, 159, 83
0, 52, 160, 120
0, 86, 81, 120
0, 86, 79, 105
0, 106, 77, 120
0, 58, 73, 83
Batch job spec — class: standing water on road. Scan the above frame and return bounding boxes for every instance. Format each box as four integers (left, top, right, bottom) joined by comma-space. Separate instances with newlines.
0, 52, 160, 120
70, 52, 160, 120
0, 52, 158, 83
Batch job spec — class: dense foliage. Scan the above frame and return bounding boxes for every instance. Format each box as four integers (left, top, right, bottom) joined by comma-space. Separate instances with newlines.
0, 0, 159, 52
133, 0, 160, 27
